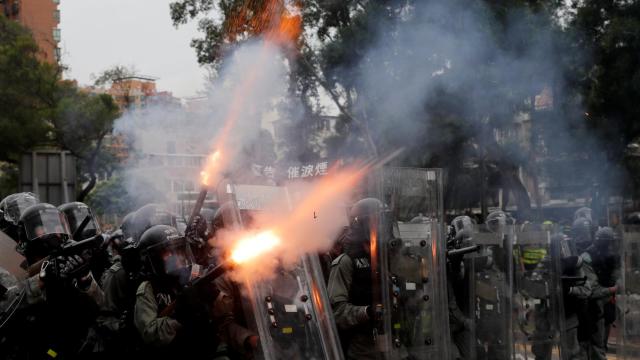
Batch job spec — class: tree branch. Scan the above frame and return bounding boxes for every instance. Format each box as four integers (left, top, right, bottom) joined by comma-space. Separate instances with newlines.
300, 48, 378, 157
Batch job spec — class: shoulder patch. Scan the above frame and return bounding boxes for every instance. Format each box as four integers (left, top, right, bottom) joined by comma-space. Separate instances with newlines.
108, 262, 123, 273
331, 253, 348, 267
136, 280, 151, 297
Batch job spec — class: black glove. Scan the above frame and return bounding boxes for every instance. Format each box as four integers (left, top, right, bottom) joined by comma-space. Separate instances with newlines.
366, 304, 383, 321
186, 215, 208, 246
55, 251, 92, 281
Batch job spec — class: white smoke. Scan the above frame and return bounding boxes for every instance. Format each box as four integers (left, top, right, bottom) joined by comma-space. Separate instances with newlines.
113, 40, 289, 209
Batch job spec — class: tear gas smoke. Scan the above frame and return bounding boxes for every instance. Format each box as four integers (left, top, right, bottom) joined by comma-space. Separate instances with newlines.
108, 0, 611, 283
333, 0, 616, 220
113, 39, 288, 208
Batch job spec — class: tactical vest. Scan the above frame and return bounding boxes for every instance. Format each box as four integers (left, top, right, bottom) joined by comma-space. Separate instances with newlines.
587, 248, 619, 287
346, 253, 374, 307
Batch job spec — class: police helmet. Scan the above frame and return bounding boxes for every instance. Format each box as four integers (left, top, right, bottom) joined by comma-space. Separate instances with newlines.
138, 225, 195, 288
58, 202, 101, 240
19, 203, 71, 264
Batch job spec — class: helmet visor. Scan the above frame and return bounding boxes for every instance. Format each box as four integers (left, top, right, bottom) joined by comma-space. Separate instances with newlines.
23, 208, 71, 241
452, 216, 473, 234
560, 236, 577, 258
65, 206, 101, 238
147, 236, 195, 280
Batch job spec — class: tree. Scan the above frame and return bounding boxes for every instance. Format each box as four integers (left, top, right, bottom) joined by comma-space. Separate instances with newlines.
53, 86, 120, 201
170, 0, 613, 220
301, 0, 566, 219
568, 0, 640, 205
91, 64, 138, 110
170, 0, 282, 65
0, 14, 59, 164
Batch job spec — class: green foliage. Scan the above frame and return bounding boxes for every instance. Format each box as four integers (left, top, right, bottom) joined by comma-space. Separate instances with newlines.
170, 0, 271, 65
170, 0, 640, 211
567, 0, 640, 199
53, 87, 121, 201
0, 163, 19, 199
92, 64, 136, 86
0, 15, 59, 163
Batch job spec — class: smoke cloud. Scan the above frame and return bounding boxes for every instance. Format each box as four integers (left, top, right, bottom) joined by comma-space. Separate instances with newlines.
108, 0, 611, 279
113, 40, 289, 208
337, 0, 611, 221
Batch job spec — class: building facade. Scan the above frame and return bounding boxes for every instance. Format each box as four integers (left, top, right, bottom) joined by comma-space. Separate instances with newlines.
2, 0, 61, 64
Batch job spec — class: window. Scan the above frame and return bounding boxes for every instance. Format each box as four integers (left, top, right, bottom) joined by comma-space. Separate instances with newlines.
185, 181, 195, 192
52, 28, 61, 42
52, 0, 60, 4
54, 47, 61, 61
54, 10, 60, 22
166, 141, 176, 154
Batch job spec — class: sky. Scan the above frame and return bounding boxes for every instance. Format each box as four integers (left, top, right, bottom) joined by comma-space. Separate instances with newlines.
59, 0, 207, 98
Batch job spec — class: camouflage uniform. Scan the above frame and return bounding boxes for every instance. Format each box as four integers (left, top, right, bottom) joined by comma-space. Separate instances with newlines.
563, 265, 591, 360
213, 274, 257, 359
327, 253, 383, 360
580, 250, 619, 360
133, 280, 182, 347
93, 256, 140, 354
1, 267, 104, 358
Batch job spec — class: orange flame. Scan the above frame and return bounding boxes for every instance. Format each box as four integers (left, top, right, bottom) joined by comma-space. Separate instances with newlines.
225, 165, 369, 270
267, 11, 302, 46
198, 2, 302, 189
230, 230, 282, 264
200, 151, 221, 186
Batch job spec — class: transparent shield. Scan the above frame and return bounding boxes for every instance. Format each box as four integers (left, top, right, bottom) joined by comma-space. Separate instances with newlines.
513, 228, 565, 360
0, 230, 26, 278
617, 226, 640, 359
249, 255, 343, 360
215, 181, 343, 360
377, 167, 450, 360
466, 224, 514, 360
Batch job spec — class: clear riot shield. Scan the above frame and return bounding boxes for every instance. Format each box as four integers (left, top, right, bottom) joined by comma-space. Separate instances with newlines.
216, 180, 343, 360
513, 228, 565, 360
0, 230, 26, 278
0, 230, 27, 330
377, 167, 450, 360
466, 224, 514, 360
617, 225, 640, 359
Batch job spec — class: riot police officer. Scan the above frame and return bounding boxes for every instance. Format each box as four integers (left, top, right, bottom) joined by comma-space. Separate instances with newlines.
470, 211, 513, 360
553, 233, 591, 360
574, 207, 593, 222
572, 217, 594, 255
18, 203, 104, 358
94, 212, 142, 356
207, 202, 260, 359
327, 198, 384, 360
0, 192, 38, 242
580, 227, 621, 360
133, 224, 218, 358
